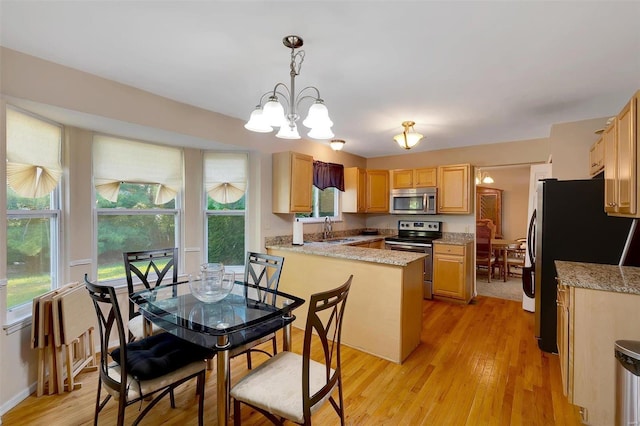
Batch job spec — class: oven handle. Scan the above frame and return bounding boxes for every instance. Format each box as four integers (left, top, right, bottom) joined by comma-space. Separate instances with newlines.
385, 241, 432, 249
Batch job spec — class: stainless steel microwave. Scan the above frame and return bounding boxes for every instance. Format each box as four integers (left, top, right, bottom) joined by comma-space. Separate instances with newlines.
389, 188, 437, 215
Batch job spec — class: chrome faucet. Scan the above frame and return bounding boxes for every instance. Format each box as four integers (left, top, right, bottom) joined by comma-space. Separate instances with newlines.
323, 217, 333, 240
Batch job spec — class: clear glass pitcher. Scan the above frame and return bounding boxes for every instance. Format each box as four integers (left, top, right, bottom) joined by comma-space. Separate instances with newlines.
189, 262, 234, 303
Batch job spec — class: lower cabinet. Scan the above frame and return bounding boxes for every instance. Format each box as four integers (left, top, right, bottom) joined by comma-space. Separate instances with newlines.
557, 280, 640, 425
433, 241, 473, 303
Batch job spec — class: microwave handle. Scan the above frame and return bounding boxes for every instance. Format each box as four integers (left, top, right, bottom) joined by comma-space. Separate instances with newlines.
423, 193, 428, 211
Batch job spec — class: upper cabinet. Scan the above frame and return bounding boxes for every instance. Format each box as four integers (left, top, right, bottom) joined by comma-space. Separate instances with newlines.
605, 90, 639, 217
272, 151, 313, 213
589, 136, 605, 177
476, 186, 503, 238
438, 164, 472, 214
391, 167, 437, 189
343, 167, 389, 213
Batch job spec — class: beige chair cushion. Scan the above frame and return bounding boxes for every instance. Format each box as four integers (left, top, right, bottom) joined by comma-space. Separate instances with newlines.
230, 351, 336, 424
104, 360, 205, 402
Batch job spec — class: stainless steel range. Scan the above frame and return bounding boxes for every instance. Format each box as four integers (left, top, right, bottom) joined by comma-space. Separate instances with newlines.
385, 220, 442, 299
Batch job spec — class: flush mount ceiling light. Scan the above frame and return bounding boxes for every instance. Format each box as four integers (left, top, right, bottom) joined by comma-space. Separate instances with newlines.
244, 35, 334, 140
330, 139, 345, 151
475, 171, 494, 184
393, 121, 423, 150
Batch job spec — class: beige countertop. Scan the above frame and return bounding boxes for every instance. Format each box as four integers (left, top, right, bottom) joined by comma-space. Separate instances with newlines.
555, 260, 640, 295
433, 234, 474, 245
266, 235, 425, 267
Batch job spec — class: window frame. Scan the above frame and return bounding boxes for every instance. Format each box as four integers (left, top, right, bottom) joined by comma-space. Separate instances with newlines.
295, 186, 342, 224
5, 106, 63, 324
203, 152, 248, 273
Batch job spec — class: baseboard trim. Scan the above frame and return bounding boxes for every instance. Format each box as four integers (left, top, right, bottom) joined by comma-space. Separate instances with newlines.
0, 381, 36, 419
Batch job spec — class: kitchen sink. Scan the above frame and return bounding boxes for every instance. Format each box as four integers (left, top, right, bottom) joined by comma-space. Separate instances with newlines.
322, 238, 356, 243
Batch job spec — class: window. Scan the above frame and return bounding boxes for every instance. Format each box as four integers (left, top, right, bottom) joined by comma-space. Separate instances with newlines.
204, 153, 247, 269
93, 136, 182, 282
295, 186, 340, 222
6, 107, 62, 321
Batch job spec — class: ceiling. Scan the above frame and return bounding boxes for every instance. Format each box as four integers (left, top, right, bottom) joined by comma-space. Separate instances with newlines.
1, 1, 639, 158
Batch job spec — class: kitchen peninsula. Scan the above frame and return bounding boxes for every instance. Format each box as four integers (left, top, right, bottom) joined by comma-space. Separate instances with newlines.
267, 235, 425, 363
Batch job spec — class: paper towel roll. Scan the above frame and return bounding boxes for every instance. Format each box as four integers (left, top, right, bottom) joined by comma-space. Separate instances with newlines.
293, 220, 304, 245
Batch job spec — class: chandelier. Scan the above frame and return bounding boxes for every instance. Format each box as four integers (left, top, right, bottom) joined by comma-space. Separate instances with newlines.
393, 121, 423, 150
475, 170, 494, 184
244, 35, 334, 140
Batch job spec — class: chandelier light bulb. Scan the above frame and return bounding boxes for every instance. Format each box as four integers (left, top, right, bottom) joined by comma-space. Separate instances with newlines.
307, 126, 335, 140
244, 107, 273, 133
263, 97, 286, 127
276, 123, 301, 139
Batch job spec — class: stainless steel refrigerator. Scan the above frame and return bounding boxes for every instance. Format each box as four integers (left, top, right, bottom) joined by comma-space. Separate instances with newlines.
534, 178, 633, 353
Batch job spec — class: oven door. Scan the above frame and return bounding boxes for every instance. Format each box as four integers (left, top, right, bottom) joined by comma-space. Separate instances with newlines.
384, 241, 433, 299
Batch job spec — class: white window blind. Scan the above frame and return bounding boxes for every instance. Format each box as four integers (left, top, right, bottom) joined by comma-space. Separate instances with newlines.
6, 108, 62, 198
93, 135, 182, 204
204, 152, 247, 204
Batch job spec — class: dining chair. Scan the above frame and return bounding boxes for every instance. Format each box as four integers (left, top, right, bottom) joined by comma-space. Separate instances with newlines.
231, 275, 353, 426
123, 248, 178, 341
84, 274, 210, 426
506, 238, 527, 277
229, 252, 285, 369
476, 220, 498, 282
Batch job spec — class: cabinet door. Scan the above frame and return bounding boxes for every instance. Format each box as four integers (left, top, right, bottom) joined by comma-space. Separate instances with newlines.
415, 167, 437, 187
557, 283, 571, 398
616, 97, 636, 215
604, 120, 618, 213
438, 164, 471, 214
366, 170, 389, 212
290, 152, 314, 212
433, 253, 464, 299
392, 169, 414, 189
357, 169, 367, 212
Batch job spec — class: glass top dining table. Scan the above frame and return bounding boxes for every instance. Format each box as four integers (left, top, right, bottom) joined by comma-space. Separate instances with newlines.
130, 280, 305, 426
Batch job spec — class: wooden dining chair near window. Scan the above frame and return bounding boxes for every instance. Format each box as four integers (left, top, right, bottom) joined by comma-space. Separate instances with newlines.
229, 252, 285, 369
123, 248, 178, 342
231, 275, 353, 426
84, 275, 210, 426
476, 220, 498, 282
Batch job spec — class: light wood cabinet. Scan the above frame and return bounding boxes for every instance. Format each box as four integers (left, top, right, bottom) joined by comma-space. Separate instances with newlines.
605, 90, 639, 217
272, 151, 313, 213
433, 242, 473, 303
366, 170, 390, 213
589, 137, 604, 177
556, 280, 640, 425
437, 164, 472, 214
476, 187, 503, 238
343, 168, 389, 213
391, 167, 437, 189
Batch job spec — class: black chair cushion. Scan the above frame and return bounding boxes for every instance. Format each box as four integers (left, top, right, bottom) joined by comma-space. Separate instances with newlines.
111, 332, 213, 380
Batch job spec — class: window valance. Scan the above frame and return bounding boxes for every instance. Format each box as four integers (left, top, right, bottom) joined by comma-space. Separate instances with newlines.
204, 152, 247, 204
93, 135, 182, 204
313, 161, 344, 191
6, 108, 62, 198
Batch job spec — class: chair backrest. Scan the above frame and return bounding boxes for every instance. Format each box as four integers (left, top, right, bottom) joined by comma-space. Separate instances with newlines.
476, 220, 496, 258
124, 248, 178, 320
84, 274, 129, 396
301, 275, 352, 421
244, 252, 285, 305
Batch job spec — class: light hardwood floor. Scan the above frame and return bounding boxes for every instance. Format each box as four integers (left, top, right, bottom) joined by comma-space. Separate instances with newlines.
3, 295, 581, 425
